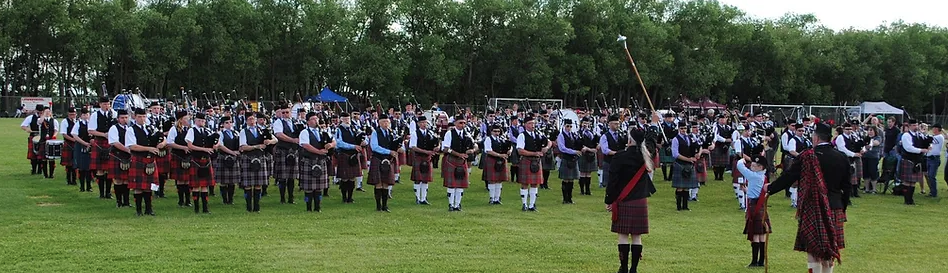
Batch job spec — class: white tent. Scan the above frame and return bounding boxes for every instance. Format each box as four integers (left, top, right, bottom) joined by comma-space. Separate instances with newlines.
859, 101, 903, 115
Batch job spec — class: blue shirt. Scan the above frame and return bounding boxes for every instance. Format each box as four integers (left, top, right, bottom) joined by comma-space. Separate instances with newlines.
557, 132, 578, 155
370, 129, 393, 155
737, 160, 766, 199
334, 125, 358, 150
671, 133, 689, 159
599, 129, 620, 154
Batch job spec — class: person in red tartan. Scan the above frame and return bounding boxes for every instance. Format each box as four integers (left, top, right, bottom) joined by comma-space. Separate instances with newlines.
516, 116, 551, 212
441, 115, 477, 212
737, 156, 771, 268
126, 109, 162, 216
59, 108, 78, 185
409, 116, 439, 205
767, 122, 851, 273
186, 113, 217, 214
605, 125, 657, 273
88, 97, 118, 199
108, 110, 133, 208
21, 104, 45, 175
483, 124, 511, 205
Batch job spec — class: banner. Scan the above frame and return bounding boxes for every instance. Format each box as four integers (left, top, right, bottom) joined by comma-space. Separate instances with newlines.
21, 97, 53, 110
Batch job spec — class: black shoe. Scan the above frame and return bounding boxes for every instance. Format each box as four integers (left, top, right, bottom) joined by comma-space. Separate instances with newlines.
356, 188, 365, 192
420, 201, 430, 205
455, 206, 462, 212
522, 205, 528, 211
146, 211, 156, 216
747, 263, 762, 268
528, 206, 537, 211
690, 198, 698, 202
382, 207, 390, 212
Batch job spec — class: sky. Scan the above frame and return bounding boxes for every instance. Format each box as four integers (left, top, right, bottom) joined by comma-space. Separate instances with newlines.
717, 0, 948, 30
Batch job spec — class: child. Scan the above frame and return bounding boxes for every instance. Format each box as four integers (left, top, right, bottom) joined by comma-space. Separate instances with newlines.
738, 155, 771, 268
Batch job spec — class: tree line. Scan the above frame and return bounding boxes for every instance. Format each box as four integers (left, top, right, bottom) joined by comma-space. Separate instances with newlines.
2, 0, 948, 114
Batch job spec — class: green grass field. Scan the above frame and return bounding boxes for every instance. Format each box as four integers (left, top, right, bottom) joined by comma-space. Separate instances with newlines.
1, 118, 947, 273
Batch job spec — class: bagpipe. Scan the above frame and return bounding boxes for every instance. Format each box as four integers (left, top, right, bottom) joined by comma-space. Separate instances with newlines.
146, 124, 166, 157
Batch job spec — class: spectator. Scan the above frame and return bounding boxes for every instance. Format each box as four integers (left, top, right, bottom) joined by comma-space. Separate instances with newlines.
863, 127, 883, 194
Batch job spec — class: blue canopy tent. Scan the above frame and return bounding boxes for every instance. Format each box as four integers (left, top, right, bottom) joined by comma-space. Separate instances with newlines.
305, 87, 348, 103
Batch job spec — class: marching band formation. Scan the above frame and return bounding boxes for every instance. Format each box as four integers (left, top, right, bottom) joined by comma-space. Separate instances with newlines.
24, 95, 945, 273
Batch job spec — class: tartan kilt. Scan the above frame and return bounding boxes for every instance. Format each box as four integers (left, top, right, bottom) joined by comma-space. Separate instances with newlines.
611, 198, 649, 235
695, 155, 709, 183
542, 152, 555, 170
90, 138, 111, 171
240, 154, 270, 187
128, 154, 159, 190
156, 148, 171, 174
509, 148, 521, 164
27, 137, 36, 160
518, 156, 544, 185
360, 148, 369, 170
272, 147, 300, 180
368, 156, 396, 186
671, 161, 699, 189
404, 147, 413, 166
410, 153, 434, 182
327, 156, 336, 177
596, 150, 605, 168
558, 155, 580, 180
579, 152, 598, 173
170, 153, 192, 182
482, 155, 509, 182
794, 208, 846, 251
299, 155, 330, 192
899, 158, 923, 183
60, 140, 74, 167
213, 155, 241, 185
659, 146, 675, 164
108, 152, 130, 181
393, 151, 403, 174
711, 145, 730, 167
743, 198, 772, 240
335, 152, 363, 180
782, 154, 796, 172
849, 158, 863, 185
73, 144, 91, 171
34, 141, 48, 161
398, 150, 407, 167
441, 154, 470, 188
189, 156, 216, 188
732, 159, 744, 184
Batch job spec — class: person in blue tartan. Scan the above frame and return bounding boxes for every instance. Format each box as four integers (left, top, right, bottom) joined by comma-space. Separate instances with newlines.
670, 121, 699, 211
898, 119, 931, 205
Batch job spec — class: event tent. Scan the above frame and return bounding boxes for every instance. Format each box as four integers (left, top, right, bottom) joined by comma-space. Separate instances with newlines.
859, 101, 903, 115
306, 87, 348, 103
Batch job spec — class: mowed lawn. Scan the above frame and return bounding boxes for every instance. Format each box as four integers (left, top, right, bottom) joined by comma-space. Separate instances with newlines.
0, 118, 947, 273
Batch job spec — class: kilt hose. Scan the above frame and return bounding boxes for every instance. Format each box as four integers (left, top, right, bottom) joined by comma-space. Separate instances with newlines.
368, 156, 396, 186
108, 152, 131, 181
794, 208, 846, 251
611, 198, 649, 235
90, 138, 111, 171
743, 198, 772, 241
334, 151, 363, 180
671, 161, 699, 189
299, 155, 330, 192
73, 144, 91, 171
272, 147, 300, 180
899, 158, 924, 183
482, 155, 509, 183
170, 153, 192, 182
711, 145, 730, 167
214, 154, 241, 185
518, 156, 544, 186
441, 154, 470, 188
190, 156, 216, 188
695, 155, 709, 183
578, 152, 598, 173
558, 155, 580, 180
849, 157, 863, 186
128, 154, 159, 190
410, 153, 434, 182
60, 140, 74, 167
240, 153, 270, 187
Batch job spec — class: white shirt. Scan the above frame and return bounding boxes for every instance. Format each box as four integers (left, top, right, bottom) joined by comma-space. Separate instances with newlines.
125, 124, 149, 148
166, 127, 180, 145
901, 131, 925, 154
483, 135, 496, 151
71, 120, 89, 136
516, 130, 538, 150
59, 119, 74, 137
272, 118, 292, 135
835, 133, 858, 157
185, 127, 206, 143
108, 124, 127, 145
88, 109, 117, 131
409, 128, 431, 149
784, 135, 799, 154
20, 115, 38, 128
927, 134, 944, 157
441, 128, 463, 149
299, 127, 322, 146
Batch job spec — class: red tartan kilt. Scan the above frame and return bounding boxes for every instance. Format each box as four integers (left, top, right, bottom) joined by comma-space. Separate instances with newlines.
189, 156, 216, 187
795, 208, 846, 251
596, 150, 605, 168
410, 154, 434, 182
611, 198, 649, 235
170, 154, 191, 182
128, 155, 159, 190
327, 156, 336, 177
335, 152, 363, 179
89, 138, 110, 171
108, 153, 130, 181
60, 141, 74, 166
360, 148, 369, 170
482, 155, 509, 182
157, 149, 172, 174
732, 159, 744, 184
34, 143, 48, 160
743, 198, 772, 240
27, 138, 36, 160
367, 156, 396, 185
441, 154, 470, 188
899, 158, 923, 183
518, 157, 544, 185
404, 150, 414, 166
695, 155, 708, 182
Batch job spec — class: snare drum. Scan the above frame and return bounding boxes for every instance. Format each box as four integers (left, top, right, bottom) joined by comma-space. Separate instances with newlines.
45, 140, 64, 159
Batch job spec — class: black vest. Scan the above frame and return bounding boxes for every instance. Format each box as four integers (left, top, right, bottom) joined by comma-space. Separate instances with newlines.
375, 129, 398, 158
302, 128, 327, 158
581, 130, 597, 149
243, 128, 263, 146
65, 119, 76, 139
792, 135, 806, 153
489, 136, 508, 153
27, 115, 40, 133
112, 124, 128, 155
277, 119, 296, 149
338, 125, 359, 147
416, 128, 437, 151
77, 121, 90, 142
603, 130, 627, 163
191, 128, 209, 148
715, 124, 732, 144
39, 118, 55, 140
221, 130, 239, 151
562, 131, 582, 151
96, 111, 114, 134
510, 126, 521, 138
675, 134, 696, 163
449, 129, 467, 152
130, 125, 154, 156
172, 127, 190, 157
740, 137, 756, 157
522, 130, 545, 153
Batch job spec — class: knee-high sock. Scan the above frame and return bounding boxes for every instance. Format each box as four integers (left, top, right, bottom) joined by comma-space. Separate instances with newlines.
520, 188, 528, 206
387, 185, 393, 197
177, 185, 185, 205
420, 183, 429, 202
597, 169, 603, 186
630, 245, 642, 273
134, 193, 143, 214
447, 188, 455, 207
453, 188, 464, 207
286, 179, 295, 202
245, 189, 253, 211
750, 242, 760, 264
486, 184, 495, 201
495, 183, 503, 201
413, 183, 421, 201
529, 187, 538, 207
356, 176, 364, 189
617, 244, 630, 272
808, 262, 823, 273
681, 191, 689, 209
253, 191, 261, 211
381, 188, 389, 209
822, 265, 834, 273
144, 192, 153, 213
374, 188, 383, 210
689, 187, 699, 199
790, 187, 798, 206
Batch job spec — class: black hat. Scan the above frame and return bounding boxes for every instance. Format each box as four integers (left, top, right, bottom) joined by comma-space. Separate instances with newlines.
793, 124, 804, 129
629, 128, 646, 144
255, 113, 266, 119
339, 112, 350, 118
539, 109, 548, 115
454, 115, 465, 121
510, 116, 519, 122
220, 116, 231, 123
677, 121, 688, 127
245, 112, 255, 118
802, 117, 811, 122
175, 111, 188, 120
134, 108, 146, 116
842, 123, 853, 128
815, 122, 832, 136
581, 116, 593, 123
696, 114, 706, 120
933, 124, 943, 129
80, 108, 90, 114
203, 105, 213, 111
297, 108, 306, 113
223, 106, 232, 111
378, 113, 389, 120
563, 119, 573, 125
417, 116, 427, 122
608, 114, 620, 122
754, 113, 763, 117
787, 118, 798, 125
489, 124, 502, 131
663, 113, 675, 118
67, 108, 76, 113
116, 109, 129, 116
98, 97, 110, 103
305, 112, 317, 121
35, 104, 45, 111
149, 101, 161, 108
738, 116, 747, 121
690, 123, 700, 128
908, 119, 918, 125
750, 155, 768, 168
523, 116, 535, 123
637, 113, 647, 119
194, 113, 206, 120
717, 114, 726, 119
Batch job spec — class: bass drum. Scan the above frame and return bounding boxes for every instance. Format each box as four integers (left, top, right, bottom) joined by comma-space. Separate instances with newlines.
112, 94, 147, 111
556, 109, 580, 133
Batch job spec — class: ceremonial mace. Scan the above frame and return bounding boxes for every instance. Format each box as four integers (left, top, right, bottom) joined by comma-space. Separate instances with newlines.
617, 35, 667, 141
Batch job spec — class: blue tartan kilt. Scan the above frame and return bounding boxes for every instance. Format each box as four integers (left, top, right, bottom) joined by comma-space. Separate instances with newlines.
558, 154, 580, 180
578, 152, 598, 173
73, 144, 91, 171
659, 146, 675, 164
711, 145, 730, 167
542, 152, 555, 170
240, 154, 270, 187
214, 154, 241, 185
671, 161, 699, 189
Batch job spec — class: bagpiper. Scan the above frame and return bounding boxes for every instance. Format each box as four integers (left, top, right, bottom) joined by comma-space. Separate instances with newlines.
72, 109, 94, 192
482, 124, 511, 205
442, 115, 477, 211
334, 112, 365, 203
517, 116, 551, 211
126, 109, 163, 216
299, 112, 335, 212
185, 113, 218, 214
368, 114, 402, 212
898, 119, 930, 205
166, 111, 193, 207
89, 97, 118, 199
556, 119, 581, 204
33, 106, 58, 179
20, 104, 45, 175
214, 116, 241, 205
670, 121, 699, 211
147, 101, 172, 198
272, 105, 301, 204
409, 116, 438, 205
59, 108, 78, 185
239, 113, 275, 212
108, 109, 132, 208
577, 117, 599, 196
